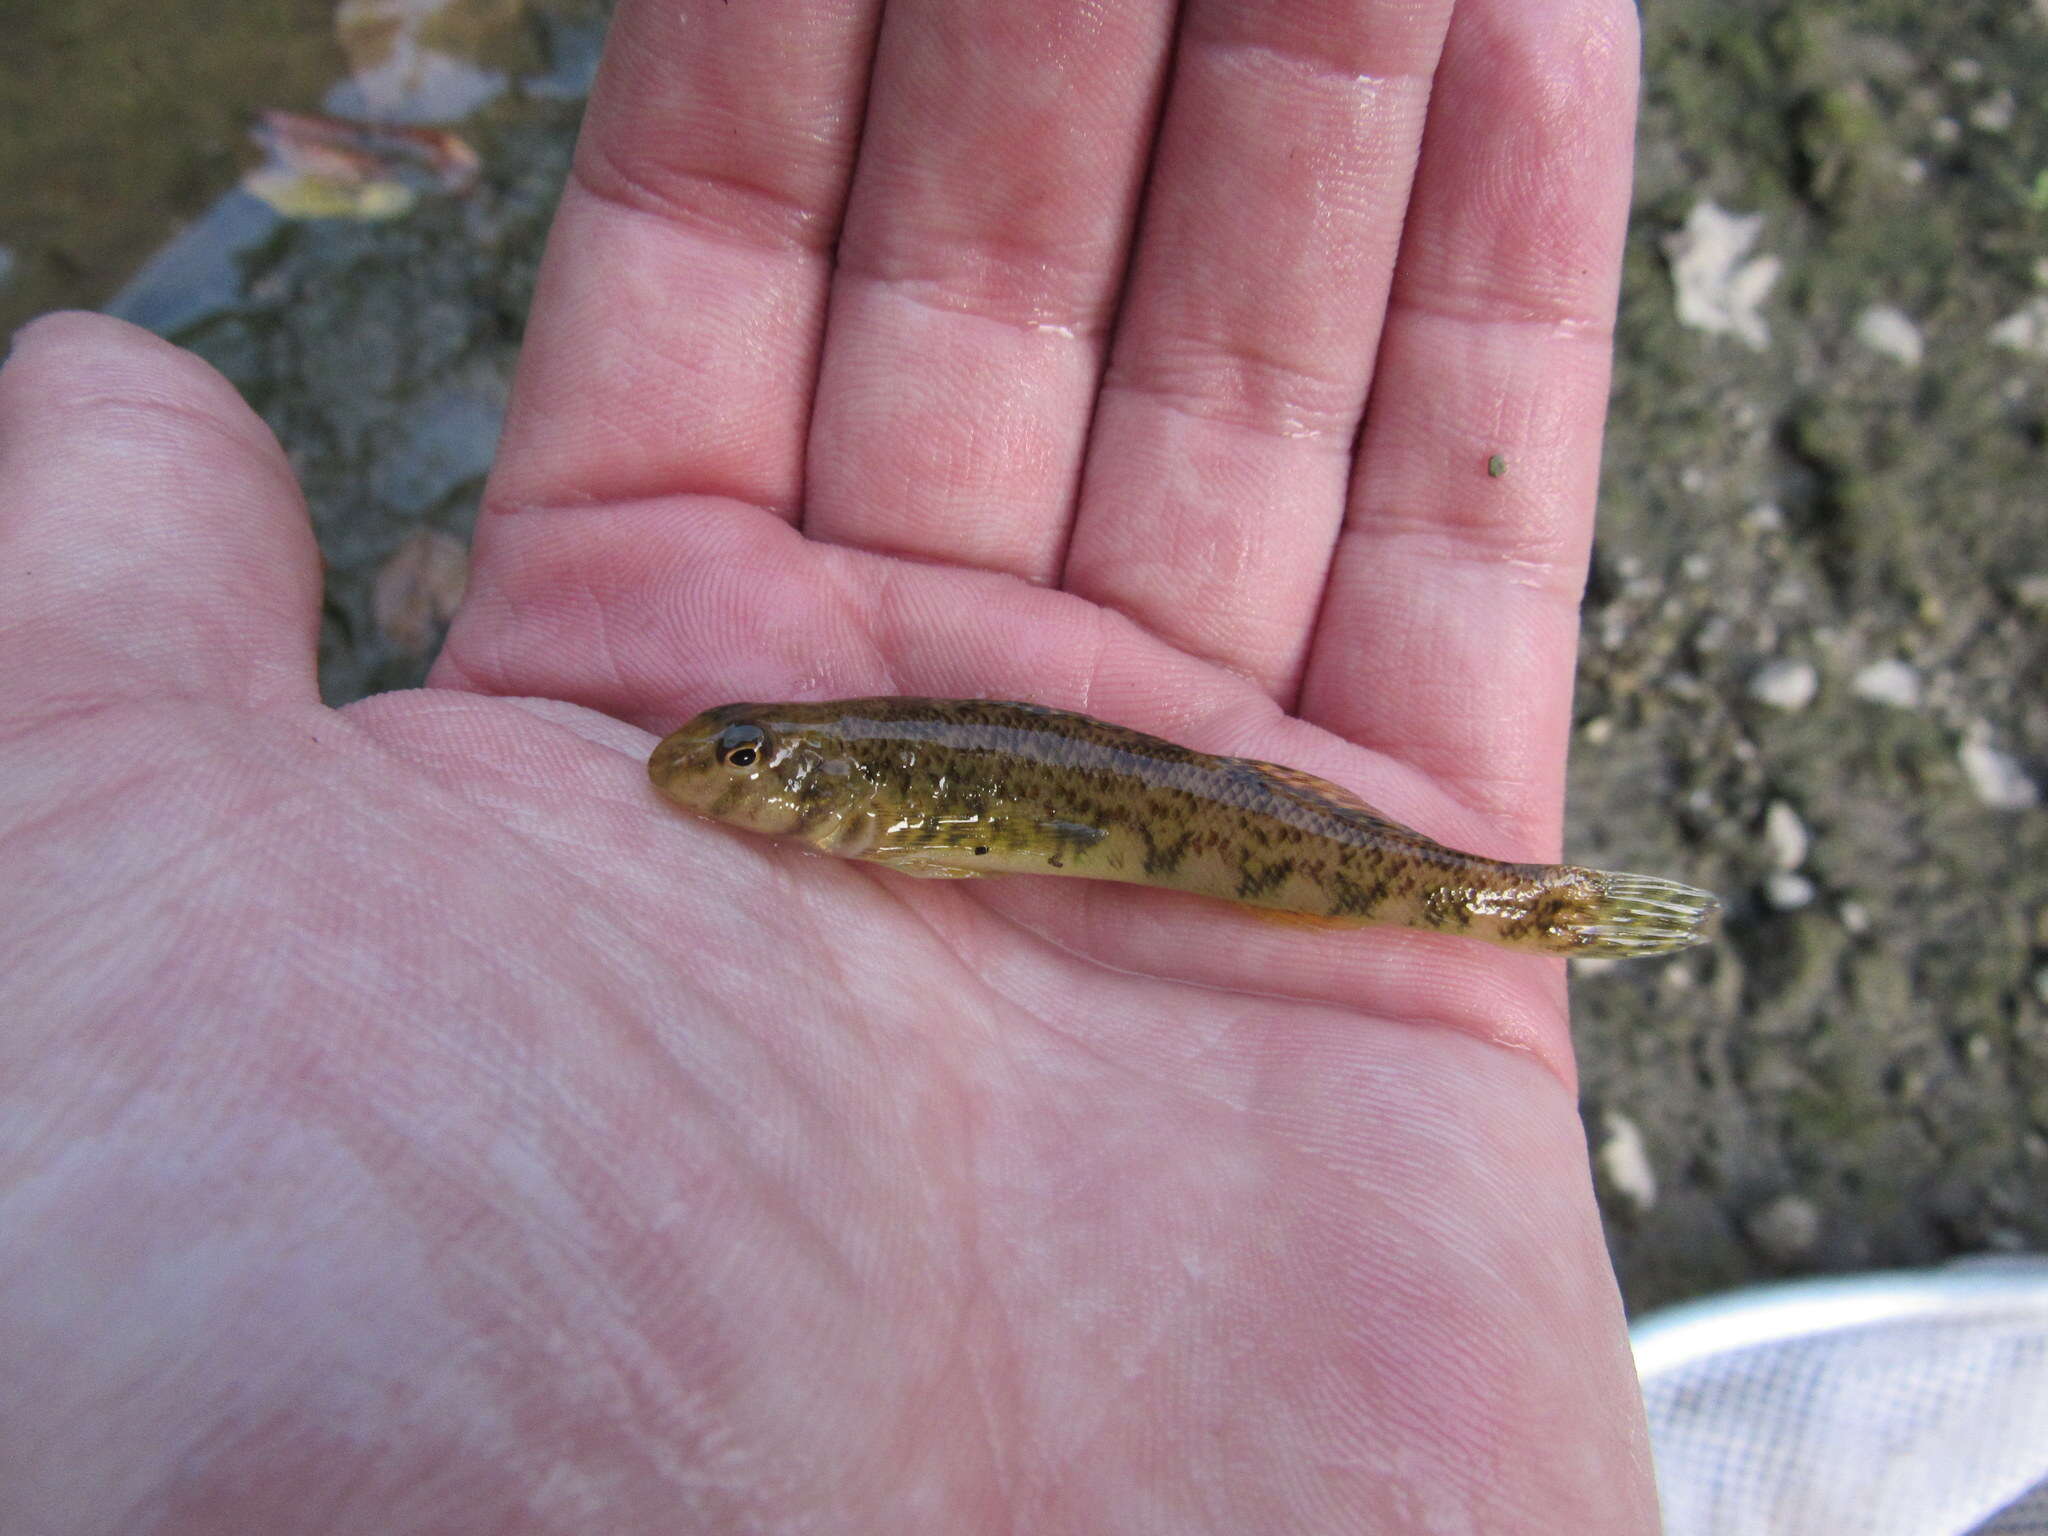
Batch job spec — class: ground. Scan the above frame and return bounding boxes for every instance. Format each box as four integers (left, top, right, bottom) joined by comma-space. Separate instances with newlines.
4, 0, 2043, 1314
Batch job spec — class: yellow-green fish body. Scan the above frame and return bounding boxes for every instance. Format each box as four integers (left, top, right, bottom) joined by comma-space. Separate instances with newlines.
648, 698, 1719, 959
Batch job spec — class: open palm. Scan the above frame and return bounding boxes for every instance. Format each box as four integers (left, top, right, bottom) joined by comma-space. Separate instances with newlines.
1, 1, 1656, 1529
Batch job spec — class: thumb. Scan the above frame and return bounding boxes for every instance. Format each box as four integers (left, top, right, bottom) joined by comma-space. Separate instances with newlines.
0, 313, 321, 719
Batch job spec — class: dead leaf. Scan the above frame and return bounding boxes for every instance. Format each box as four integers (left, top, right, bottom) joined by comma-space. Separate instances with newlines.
374, 528, 469, 655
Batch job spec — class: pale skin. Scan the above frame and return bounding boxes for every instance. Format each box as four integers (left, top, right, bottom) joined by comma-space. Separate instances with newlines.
0, 0, 1655, 1530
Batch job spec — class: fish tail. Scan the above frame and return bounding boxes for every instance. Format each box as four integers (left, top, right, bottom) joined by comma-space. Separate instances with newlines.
1568, 871, 1721, 957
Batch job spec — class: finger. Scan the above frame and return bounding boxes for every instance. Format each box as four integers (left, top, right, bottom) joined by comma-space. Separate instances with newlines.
799, 0, 1173, 581
0, 313, 319, 715
1298, 0, 1639, 854
481, 0, 880, 523
1060, 0, 1453, 696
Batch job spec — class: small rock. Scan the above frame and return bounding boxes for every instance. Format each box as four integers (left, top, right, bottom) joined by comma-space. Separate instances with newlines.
1763, 801, 1809, 869
1854, 305, 1924, 365
1958, 722, 2041, 809
1747, 1194, 1823, 1262
1692, 613, 1734, 654
1572, 956, 1620, 978
1766, 871, 1817, 910
1931, 116, 1962, 146
2013, 573, 2048, 612
1851, 659, 1922, 708
1744, 501, 1786, 534
1989, 296, 2048, 357
1945, 57, 1985, 84
1750, 659, 1819, 711
1663, 201, 1781, 351
1839, 900, 1872, 935
2034, 965, 2048, 1008
1970, 89, 2016, 132
1681, 552, 1714, 582
1579, 716, 1615, 746
1596, 1113, 1658, 1215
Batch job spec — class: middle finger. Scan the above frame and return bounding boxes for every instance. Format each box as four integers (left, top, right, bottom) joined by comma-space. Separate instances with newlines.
801, 0, 1177, 581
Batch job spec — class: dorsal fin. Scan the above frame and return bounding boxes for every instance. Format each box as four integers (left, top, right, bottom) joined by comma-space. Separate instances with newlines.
1227, 756, 1432, 843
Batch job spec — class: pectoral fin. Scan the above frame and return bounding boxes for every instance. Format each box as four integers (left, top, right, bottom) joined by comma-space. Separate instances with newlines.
862, 848, 992, 880
863, 818, 1108, 878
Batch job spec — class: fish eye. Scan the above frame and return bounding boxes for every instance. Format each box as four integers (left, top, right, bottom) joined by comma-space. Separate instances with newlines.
715, 722, 768, 769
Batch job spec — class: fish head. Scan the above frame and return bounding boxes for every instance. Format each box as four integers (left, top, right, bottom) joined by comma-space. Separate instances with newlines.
648, 703, 871, 839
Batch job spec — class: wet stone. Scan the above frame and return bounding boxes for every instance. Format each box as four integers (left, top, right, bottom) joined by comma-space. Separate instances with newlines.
1750, 659, 1819, 711
1596, 1113, 1658, 1216
1851, 659, 1922, 708
1746, 1195, 1823, 1263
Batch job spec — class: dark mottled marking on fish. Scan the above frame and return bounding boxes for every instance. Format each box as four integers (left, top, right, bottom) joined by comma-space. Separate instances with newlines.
647, 698, 1721, 959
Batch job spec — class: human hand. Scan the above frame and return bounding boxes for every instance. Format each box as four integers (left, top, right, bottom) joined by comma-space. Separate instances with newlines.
1, 0, 1652, 1529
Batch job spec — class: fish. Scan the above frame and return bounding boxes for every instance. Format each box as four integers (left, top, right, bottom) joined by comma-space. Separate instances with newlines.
647, 698, 1720, 959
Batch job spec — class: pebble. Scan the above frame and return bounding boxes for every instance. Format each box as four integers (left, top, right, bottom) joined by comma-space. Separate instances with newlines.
1764, 801, 1810, 869
1747, 1195, 1823, 1262
1854, 305, 1924, 365
1839, 901, 1872, 935
1989, 296, 2048, 357
1596, 1113, 1658, 1215
2013, 573, 2048, 612
1958, 722, 2041, 809
1750, 659, 1819, 711
2033, 965, 2048, 1008
1766, 871, 1818, 910
1692, 613, 1734, 654
1851, 659, 1922, 708
1970, 89, 2016, 132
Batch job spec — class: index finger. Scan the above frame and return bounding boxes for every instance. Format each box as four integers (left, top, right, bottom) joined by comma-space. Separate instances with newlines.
483, 0, 880, 522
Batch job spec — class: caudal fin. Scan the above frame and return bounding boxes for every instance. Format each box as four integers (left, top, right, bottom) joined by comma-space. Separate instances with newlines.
1573, 872, 1721, 957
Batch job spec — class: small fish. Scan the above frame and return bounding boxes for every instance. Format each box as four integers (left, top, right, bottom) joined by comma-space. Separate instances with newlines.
648, 699, 1720, 959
